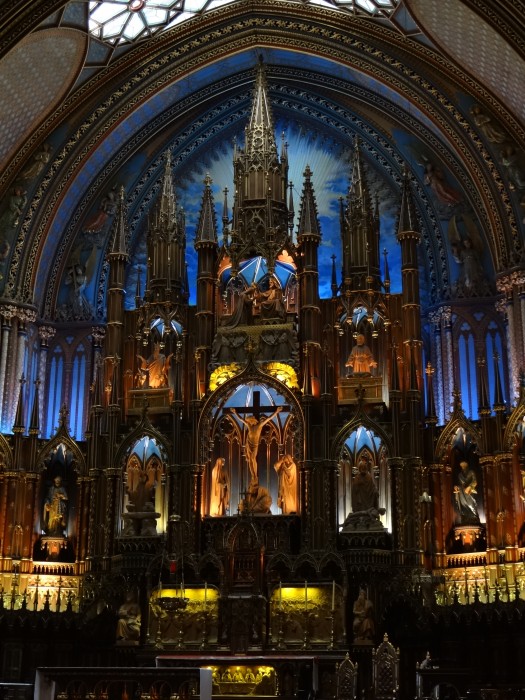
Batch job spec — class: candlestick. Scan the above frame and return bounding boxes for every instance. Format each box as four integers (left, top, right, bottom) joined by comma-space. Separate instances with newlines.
332, 580, 335, 611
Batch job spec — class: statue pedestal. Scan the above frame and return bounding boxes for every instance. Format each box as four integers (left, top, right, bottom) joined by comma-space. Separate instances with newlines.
122, 508, 161, 537
337, 376, 385, 404
128, 387, 172, 413
453, 524, 485, 552
40, 536, 68, 560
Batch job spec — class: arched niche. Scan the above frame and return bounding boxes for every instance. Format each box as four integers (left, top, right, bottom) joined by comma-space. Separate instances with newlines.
34, 441, 79, 562
443, 426, 486, 554
121, 435, 167, 537
199, 369, 303, 517
335, 423, 391, 533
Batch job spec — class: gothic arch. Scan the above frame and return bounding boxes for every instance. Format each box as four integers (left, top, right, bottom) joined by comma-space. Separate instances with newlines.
113, 411, 172, 470
36, 425, 86, 476
197, 362, 305, 465
331, 413, 394, 461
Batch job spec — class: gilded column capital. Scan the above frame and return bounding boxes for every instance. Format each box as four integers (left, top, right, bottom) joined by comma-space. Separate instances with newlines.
440, 306, 452, 328
91, 326, 106, 345
496, 270, 525, 295
427, 310, 441, 327
0, 303, 36, 324
495, 297, 507, 317
38, 325, 56, 343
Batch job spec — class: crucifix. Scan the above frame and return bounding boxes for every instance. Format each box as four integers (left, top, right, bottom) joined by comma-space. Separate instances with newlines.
229, 390, 288, 487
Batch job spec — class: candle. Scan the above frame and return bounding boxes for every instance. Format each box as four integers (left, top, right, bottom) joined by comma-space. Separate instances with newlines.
279, 580, 282, 610
332, 580, 335, 611
205, 581, 208, 604
304, 580, 308, 610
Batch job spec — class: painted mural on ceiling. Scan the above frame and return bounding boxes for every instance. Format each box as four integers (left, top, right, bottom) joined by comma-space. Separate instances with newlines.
1, 16, 523, 320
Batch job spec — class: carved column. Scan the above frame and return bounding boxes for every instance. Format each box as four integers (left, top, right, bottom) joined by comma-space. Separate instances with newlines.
22, 473, 38, 561
38, 325, 56, 433
428, 310, 444, 423
102, 467, 120, 567
388, 457, 404, 564
91, 327, 105, 384
86, 467, 102, 561
0, 306, 15, 426
1, 472, 18, 560
9, 308, 36, 430
77, 475, 92, 568
441, 306, 454, 419
496, 273, 521, 401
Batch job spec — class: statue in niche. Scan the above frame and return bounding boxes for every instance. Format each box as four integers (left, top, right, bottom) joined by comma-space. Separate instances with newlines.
231, 406, 282, 484
342, 455, 385, 531
453, 460, 480, 525
274, 454, 298, 514
137, 343, 172, 388
124, 452, 162, 536
210, 457, 229, 516
255, 277, 286, 321
116, 591, 141, 644
346, 334, 377, 376
352, 455, 378, 512
42, 475, 68, 536
352, 588, 374, 642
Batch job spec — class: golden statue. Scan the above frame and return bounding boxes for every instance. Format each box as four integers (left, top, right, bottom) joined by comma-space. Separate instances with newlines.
345, 334, 377, 376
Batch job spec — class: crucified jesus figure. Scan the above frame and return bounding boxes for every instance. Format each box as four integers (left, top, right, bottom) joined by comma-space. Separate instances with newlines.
231, 406, 283, 485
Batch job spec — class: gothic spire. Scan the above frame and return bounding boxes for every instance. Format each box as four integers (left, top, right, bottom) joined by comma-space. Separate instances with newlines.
493, 352, 505, 410
195, 174, 218, 245
425, 362, 437, 422
29, 379, 40, 436
397, 165, 418, 235
297, 165, 321, 237
342, 136, 381, 289
152, 150, 177, 231
246, 56, 277, 157
13, 375, 26, 434
110, 186, 129, 258
349, 137, 372, 212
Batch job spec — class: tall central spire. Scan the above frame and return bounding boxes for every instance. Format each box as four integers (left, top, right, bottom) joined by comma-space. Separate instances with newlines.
245, 56, 278, 157
223, 58, 291, 276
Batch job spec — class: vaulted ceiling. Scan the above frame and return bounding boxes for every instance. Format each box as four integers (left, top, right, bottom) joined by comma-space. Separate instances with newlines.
1, 0, 524, 319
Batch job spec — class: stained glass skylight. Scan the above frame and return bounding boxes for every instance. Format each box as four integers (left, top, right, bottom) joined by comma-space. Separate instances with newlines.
88, 0, 398, 45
